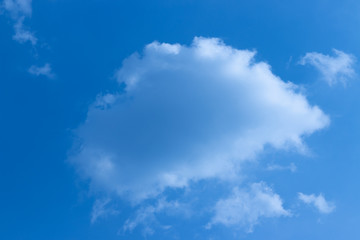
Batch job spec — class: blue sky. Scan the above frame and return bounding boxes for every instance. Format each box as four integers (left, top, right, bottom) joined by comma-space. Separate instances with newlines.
1, 0, 360, 239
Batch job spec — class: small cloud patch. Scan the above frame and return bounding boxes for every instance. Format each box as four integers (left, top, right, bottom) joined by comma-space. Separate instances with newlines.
208, 182, 290, 232
298, 192, 335, 214
299, 49, 356, 86
28, 63, 55, 79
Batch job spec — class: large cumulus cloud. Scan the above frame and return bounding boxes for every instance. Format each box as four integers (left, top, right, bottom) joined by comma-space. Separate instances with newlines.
70, 37, 329, 203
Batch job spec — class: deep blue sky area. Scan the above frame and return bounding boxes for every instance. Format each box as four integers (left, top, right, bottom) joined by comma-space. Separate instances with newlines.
1, 0, 360, 239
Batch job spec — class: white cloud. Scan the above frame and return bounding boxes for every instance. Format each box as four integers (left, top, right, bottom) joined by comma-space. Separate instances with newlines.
28, 63, 54, 78
298, 192, 335, 214
208, 182, 290, 232
91, 198, 119, 223
2, 0, 36, 45
299, 49, 356, 86
70, 37, 329, 203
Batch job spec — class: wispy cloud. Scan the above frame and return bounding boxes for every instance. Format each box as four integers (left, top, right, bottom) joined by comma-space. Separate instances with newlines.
299, 49, 356, 86
3, 0, 32, 16
2, 0, 37, 45
28, 63, 54, 78
123, 199, 182, 237
266, 162, 297, 172
208, 182, 290, 232
298, 193, 335, 214
91, 198, 119, 224
13, 16, 37, 45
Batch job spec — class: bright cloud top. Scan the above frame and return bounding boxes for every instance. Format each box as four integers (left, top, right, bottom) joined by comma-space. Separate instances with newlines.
71, 37, 329, 203
298, 192, 335, 214
208, 182, 290, 231
299, 49, 356, 86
